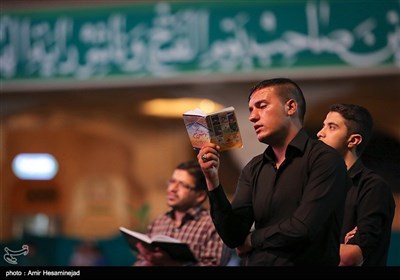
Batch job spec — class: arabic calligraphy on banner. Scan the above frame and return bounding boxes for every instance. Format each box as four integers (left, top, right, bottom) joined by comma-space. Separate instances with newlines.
1, 0, 399, 87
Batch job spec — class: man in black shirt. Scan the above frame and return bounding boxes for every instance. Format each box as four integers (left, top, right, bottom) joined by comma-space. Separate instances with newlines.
197, 78, 348, 265
317, 103, 395, 266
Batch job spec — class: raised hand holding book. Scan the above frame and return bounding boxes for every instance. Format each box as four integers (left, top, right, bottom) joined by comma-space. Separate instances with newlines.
182, 106, 243, 151
119, 226, 197, 263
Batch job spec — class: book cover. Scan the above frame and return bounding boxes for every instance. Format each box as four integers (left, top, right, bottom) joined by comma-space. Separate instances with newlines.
182, 106, 243, 151
119, 226, 197, 263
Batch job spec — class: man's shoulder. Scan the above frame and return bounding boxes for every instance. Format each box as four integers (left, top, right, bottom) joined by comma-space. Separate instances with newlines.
357, 164, 394, 199
306, 137, 343, 160
248, 153, 264, 163
194, 209, 219, 229
196, 207, 214, 220
304, 139, 348, 178
151, 212, 172, 224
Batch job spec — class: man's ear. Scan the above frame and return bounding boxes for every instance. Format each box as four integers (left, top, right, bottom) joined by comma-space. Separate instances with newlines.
348, 134, 362, 149
286, 99, 297, 116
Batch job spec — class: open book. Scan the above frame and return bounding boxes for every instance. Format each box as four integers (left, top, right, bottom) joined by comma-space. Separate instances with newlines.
119, 226, 197, 263
182, 106, 243, 151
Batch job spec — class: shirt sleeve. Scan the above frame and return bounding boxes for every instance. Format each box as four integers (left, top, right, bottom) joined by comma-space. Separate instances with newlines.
347, 175, 395, 260
208, 168, 255, 248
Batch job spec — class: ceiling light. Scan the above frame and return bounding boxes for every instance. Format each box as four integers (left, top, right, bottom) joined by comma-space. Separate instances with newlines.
12, 153, 59, 180
140, 98, 224, 118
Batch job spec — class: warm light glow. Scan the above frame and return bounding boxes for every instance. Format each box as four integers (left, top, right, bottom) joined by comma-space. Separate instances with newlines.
141, 98, 224, 118
12, 153, 59, 180
199, 99, 216, 113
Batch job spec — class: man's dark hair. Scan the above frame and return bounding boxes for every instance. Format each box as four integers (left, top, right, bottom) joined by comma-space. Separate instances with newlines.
176, 161, 207, 191
329, 103, 373, 157
248, 78, 306, 123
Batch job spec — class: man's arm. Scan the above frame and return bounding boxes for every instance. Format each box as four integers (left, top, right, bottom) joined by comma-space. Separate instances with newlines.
349, 174, 395, 264
199, 143, 255, 248
339, 244, 363, 266
340, 226, 363, 266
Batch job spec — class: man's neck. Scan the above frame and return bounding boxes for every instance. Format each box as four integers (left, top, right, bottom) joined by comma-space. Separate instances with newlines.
173, 209, 188, 227
272, 147, 286, 168
272, 126, 301, 168
344, 151, 358, 170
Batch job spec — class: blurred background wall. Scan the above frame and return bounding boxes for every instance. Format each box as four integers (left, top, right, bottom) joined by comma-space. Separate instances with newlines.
1, 0, 399, 266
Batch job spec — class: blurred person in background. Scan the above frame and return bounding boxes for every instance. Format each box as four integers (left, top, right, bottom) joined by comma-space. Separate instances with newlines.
133, 161, 230, 266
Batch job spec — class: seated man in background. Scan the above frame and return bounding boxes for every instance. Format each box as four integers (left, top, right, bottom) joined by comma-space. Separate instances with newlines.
133, 161, 230, 266
317, 103, 395, 266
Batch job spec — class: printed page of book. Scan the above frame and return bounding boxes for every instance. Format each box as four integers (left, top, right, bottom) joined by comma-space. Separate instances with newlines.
120, 227, 152, 244
183, 106, 243, 151
183, 111, 210, 150
207, 108, 243, 151
120, 227, 197, 263
151, 235, 182, 243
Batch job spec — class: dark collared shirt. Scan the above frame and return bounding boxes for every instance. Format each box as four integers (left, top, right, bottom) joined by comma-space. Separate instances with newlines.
135, 205, 229, 266
209, 128, 349, 266
342, 159, 395, 266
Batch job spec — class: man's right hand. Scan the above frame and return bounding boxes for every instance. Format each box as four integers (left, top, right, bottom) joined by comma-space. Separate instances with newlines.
236, 232, 253, 257
135, 242, 182, 266
197, 143, 221, 191
344, 226, 358, 244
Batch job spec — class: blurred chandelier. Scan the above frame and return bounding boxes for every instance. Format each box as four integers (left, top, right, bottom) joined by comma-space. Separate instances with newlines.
140, 98, 224, 118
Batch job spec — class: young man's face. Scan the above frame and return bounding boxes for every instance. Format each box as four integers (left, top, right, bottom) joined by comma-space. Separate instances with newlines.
317, 111, 349, 155
248, 87, 291, 144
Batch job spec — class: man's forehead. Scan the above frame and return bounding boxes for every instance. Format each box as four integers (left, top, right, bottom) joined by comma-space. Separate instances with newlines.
326, 112, 346, 125
249, 87, 276, 102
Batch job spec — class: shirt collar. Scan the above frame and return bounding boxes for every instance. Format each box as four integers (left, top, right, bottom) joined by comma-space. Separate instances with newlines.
347, 158, 364, 180
166, 205, 205, 221
263, 128, 308, 162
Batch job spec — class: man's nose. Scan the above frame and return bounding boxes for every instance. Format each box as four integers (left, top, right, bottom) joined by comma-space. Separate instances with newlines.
249, 111, 258, 122
168, 182, 179, 191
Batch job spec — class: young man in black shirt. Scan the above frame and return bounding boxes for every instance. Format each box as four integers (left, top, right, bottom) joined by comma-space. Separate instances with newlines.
317, 103, 395, 266
197, 78, 349, 266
